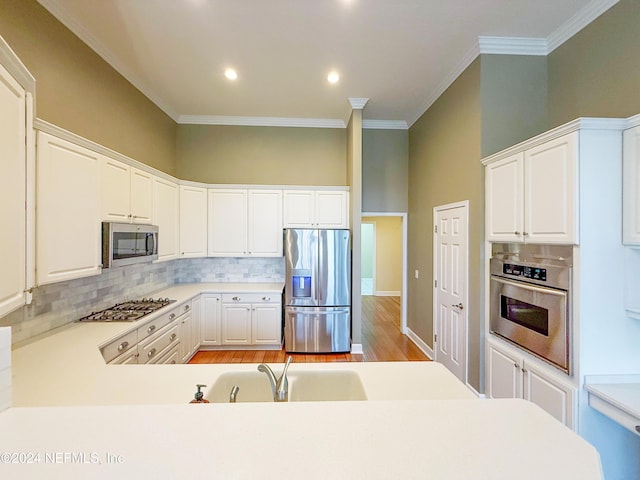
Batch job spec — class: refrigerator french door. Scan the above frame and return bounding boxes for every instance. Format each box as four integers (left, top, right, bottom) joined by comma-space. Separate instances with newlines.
284, 229, 351, 353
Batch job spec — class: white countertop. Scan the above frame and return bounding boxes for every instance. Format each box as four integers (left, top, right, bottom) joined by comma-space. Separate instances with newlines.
584, 375, 640, 437
1, 282, 603, 479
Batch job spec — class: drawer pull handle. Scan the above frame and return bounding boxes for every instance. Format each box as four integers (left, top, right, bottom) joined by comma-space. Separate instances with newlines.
262, 296, 271, 301
232, 296, 240, 301
148, 348, 157, 358
117, 341, 129, 351
170, 360, 176, 364
169, 313, 176, 320
184, 305, 190, 311
147, 325, 156, 334
635, 426, 640, 434
170, 333, 177, 342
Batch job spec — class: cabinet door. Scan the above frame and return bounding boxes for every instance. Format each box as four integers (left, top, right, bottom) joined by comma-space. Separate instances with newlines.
130, 167, 153, 224
623, 126, 640, 244
486, 153, 524, 242
248, 189, 283, 256
101, 157, 131, 223
316, 190, 349, 228
37, 132, 102, 285
208, 189, 247, 256
153, 177, 179, 262
524, 132, 578, 244
201, 294, 221, 346
523, 362, 575, 429
180, 185, 208, 258
191, 296, 201, 356
178, 311, 193, 364
283, 190, 315, 228
251, 304, 282, 345
222, 304, 252, 345
487, 341, 522, 399
0, 63, 27, 316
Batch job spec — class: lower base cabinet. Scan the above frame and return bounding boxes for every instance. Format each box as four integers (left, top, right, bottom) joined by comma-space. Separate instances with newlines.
487, 338, 576, 429
220, 294, 282, 347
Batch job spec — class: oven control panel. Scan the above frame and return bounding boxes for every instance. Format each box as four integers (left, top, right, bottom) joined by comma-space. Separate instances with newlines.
503, 263, 547, 281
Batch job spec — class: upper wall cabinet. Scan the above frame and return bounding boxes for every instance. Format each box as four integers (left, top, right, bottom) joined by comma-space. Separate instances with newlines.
0, 63, 27, 316
485, 132, 578, 244
623, 124, 640, 245
208, 189, 283, 257
153, 177, 179, 262
101, 158, 153, 224
37, 132, 102, 284
179, 185, 207, 258
283, 189, 349, 229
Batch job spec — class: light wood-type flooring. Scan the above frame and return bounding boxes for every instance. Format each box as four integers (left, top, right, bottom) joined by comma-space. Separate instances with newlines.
189, 295, 430, 364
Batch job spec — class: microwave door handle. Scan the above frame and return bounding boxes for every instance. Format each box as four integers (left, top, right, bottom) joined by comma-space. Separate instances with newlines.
146, 233, 155, 255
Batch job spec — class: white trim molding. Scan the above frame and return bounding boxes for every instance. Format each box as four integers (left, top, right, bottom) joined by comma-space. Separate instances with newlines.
178, 115, 346, 129
478, 36, 547, 56
350, 343, 364, 355
375, 291, 401, 297
362, 119, 408, 130
348, 98, 369, 110
406, 328, 433, 360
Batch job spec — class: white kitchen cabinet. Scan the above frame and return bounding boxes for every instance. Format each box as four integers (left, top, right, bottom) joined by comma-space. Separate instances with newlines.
283, 189, 349, 228
0, 63, 27, 316
101, 158, 153, 224
37, 132, 102, 285
200, 294, 221, 346
178, 310, 194, 363
623, 124, 640, 245
221, 293, 282, 347
153, 176, 180, 262
208, 188, 282, 257
191, 295, 202, 355
485, 132, 578, 244
179, 185, 207, 258
487, 338, 575, 428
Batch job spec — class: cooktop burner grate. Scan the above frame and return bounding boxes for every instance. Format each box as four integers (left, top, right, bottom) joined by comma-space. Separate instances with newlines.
78, 298, 175, 322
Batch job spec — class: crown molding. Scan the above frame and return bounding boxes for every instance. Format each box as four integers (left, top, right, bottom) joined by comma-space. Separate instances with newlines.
478, 36, 548, 56
178, 115, 347, 129
626, 114, 640, 129
547, 0, 619, 53
348, 98, 369, 109
0, 35, 36, 94
36, 0, 179, 122
362, 120, 408, 130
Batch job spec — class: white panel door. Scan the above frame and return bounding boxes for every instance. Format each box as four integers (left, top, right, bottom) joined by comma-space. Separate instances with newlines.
201, 294, 221, 346
101, 157, 131, 222
524, 132, 578, 244
283, 190, 315, 228
130, 167, 153, 224
316, 190, 348, 228
251, 304, 281, 344
153, 177, 179, 262
486, 153, 524, 242
487, 341, 522, 399
0, 64, 26, 316
623, 126, 640, 244
222, 304, 251, 345
248, 189, 282, 256
37, 132, 102, 285
208, 189, 247, 256
434, 203, 468, 382
179, 185, 207, 258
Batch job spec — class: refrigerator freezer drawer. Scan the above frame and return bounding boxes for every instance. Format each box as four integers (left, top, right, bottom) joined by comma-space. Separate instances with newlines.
284, 307, 351, 353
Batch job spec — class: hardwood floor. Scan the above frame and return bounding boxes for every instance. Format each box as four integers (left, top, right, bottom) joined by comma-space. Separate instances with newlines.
189, 295, 430, 364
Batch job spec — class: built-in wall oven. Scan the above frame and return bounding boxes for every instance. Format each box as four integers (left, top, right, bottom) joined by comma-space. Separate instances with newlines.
489, 243, 573, 373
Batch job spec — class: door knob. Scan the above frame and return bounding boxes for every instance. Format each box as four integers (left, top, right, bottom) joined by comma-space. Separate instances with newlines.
452, 303, 463, 310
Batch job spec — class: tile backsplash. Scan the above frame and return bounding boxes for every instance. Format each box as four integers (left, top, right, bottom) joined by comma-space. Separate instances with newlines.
0, 327, 11, 412
0, 257, 284, 346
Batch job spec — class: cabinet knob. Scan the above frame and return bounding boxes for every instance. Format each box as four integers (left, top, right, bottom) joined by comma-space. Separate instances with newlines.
514, 231, 520, 235
169, 313, 176, 320
184, 304, 190, 311
513, 362, 519, 369
232, 296, 240, 301
170, 333, 177, 342
148, 348, 156, 358
523, 232, 529, 236
635, 426, 640, 434
262, 296, 271, 301
117, 341, 129, 352
147, 325, 156, 334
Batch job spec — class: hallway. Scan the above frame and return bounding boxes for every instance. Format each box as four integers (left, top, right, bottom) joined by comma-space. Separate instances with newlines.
189, 296, 429, 364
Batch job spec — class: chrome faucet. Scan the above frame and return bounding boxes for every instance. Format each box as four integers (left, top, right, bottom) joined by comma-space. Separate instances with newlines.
257, 356, 293, 402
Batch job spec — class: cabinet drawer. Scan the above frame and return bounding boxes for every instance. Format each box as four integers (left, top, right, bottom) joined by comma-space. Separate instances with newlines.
101, 329, 138, 363
137, 306, 179, 341
149, 342, 180, 365
139, 323, 179, 364
222, 293, 279, 304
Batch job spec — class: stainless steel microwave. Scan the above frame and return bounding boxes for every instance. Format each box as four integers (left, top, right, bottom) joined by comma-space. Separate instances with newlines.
102, 222, 158, 268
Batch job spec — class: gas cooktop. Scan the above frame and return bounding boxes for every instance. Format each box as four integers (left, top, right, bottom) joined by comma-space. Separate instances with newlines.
78, 298, 176, 322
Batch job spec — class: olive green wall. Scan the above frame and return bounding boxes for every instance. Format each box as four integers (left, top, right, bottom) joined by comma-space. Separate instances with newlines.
176, 124, 347, 185
362, 129, 409, 212
408, 58, 483, 389
0, 0, 177, 175
481, 55, 548, 157
548, 0, 640, 128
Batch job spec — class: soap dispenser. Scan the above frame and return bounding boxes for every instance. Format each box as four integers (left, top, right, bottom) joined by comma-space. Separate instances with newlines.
189, 384, 210, 404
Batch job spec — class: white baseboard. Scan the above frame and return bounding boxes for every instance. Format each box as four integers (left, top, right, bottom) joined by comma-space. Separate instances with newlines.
375, 291, 401, 297
406, 328, 433, 359
351, 343, 363, 354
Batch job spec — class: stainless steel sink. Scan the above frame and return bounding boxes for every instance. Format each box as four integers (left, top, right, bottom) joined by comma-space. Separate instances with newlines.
204, 370, 367, 403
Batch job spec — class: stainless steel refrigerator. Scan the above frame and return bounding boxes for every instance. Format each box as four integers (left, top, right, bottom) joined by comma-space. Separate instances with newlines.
284, 228, 351, 353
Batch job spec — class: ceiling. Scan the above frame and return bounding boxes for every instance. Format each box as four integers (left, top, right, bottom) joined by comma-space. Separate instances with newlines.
37, 0, 616, 128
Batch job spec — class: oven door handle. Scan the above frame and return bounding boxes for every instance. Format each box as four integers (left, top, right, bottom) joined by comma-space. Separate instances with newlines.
490, 276, 567, 297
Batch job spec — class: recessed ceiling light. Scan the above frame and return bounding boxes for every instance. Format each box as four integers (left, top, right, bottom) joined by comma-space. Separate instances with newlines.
327, 71, 340, 84
225, 68, 238, 80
